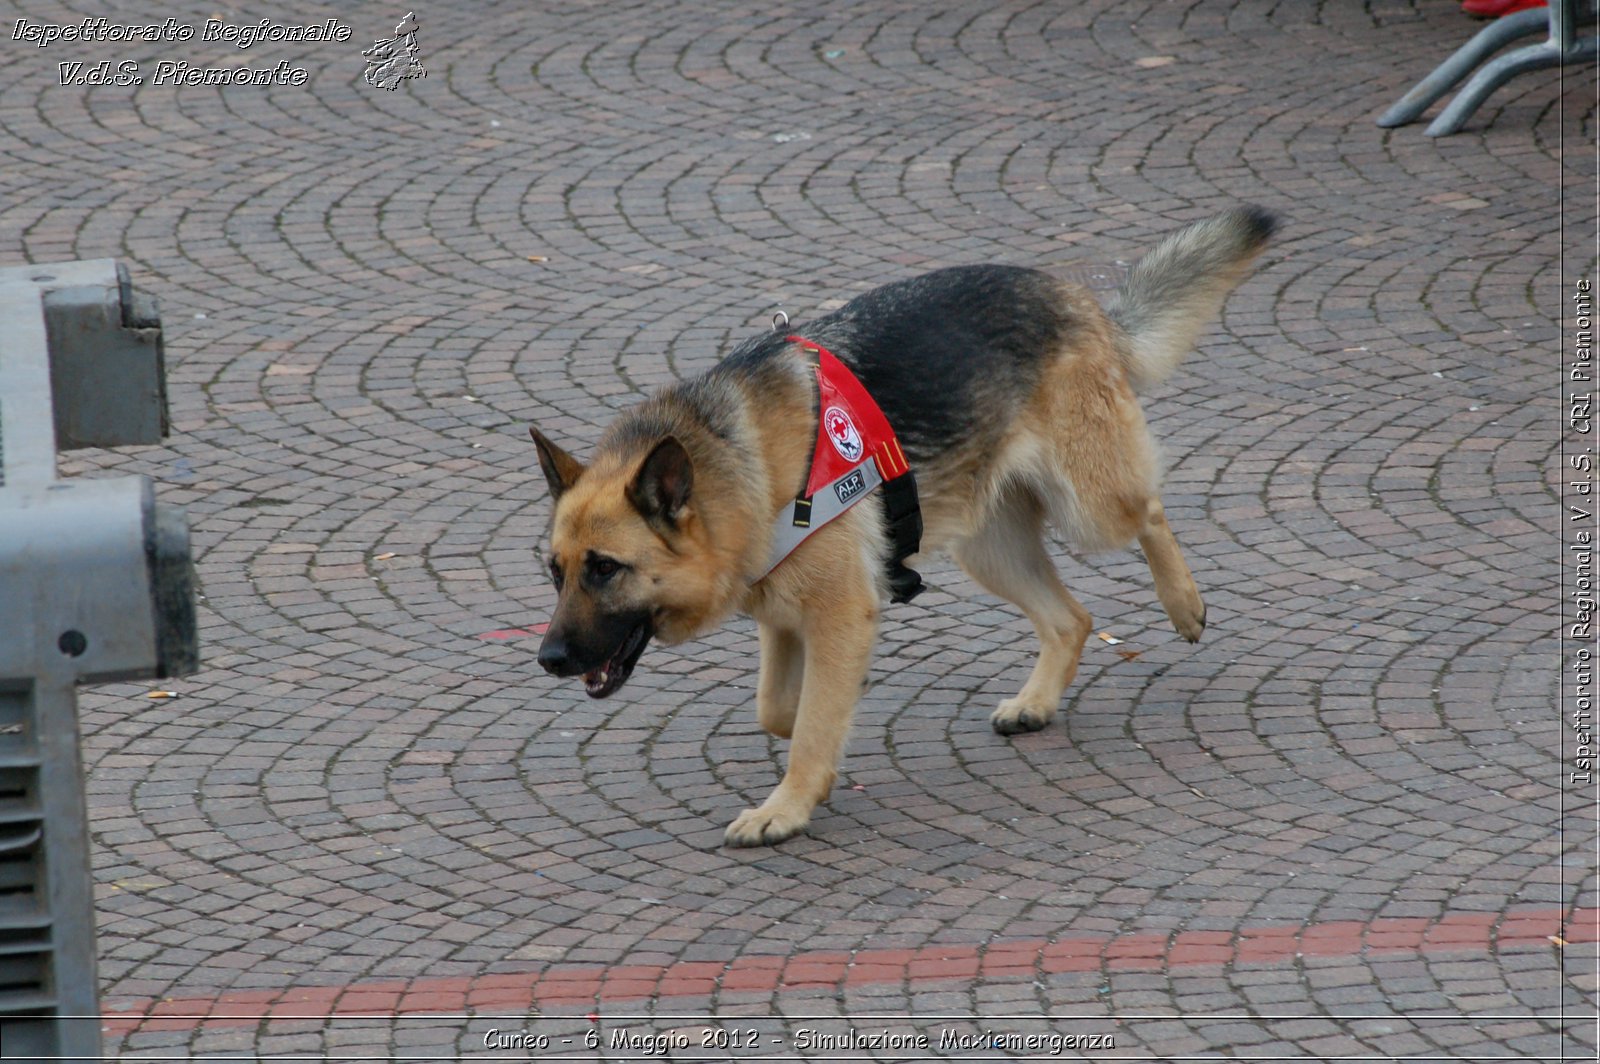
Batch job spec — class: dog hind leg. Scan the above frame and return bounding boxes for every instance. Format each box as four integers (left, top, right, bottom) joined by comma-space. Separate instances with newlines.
954, 487, 1093, 735
1137, 497, 1206, 642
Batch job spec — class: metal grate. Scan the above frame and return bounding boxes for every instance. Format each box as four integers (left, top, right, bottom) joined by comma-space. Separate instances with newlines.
0, 684, 49, 1014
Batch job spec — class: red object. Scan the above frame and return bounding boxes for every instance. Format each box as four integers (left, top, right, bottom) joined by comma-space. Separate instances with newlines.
787, 337, 909, 498
1460, 0, 1547, 17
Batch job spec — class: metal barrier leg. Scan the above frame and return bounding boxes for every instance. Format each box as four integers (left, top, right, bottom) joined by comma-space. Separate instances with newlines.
1425, 32, 1600, 135
1376, 7, 1551, 128
0, 260, 198, 1063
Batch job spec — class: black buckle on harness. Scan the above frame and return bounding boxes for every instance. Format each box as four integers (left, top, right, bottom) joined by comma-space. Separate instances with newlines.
880, 471, 925, 604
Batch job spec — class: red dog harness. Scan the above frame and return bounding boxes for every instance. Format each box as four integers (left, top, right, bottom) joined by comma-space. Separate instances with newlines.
760, 337, 925, 602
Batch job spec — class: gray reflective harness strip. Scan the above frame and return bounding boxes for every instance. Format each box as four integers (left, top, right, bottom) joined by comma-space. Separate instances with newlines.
758, 453, 885, 580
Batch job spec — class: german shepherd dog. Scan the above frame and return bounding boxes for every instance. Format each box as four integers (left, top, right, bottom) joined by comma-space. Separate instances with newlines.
530, 207, 1277, 846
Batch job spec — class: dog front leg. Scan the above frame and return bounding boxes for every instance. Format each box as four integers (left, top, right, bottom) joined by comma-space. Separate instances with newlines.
725, 587, 878, 847
756, 622, 804, 738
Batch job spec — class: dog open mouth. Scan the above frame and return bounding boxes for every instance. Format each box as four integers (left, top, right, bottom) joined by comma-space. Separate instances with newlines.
582, 619, 652, 699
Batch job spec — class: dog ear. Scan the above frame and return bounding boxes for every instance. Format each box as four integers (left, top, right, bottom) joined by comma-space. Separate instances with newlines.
529, 427, 586, 501
628, 436, 693, 529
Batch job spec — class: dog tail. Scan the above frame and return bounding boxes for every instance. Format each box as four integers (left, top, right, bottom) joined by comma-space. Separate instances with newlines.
1106, 206, 1278, 394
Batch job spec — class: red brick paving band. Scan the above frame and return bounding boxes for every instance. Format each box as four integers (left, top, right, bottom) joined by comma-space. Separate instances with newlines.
104, 907, 1596, 1035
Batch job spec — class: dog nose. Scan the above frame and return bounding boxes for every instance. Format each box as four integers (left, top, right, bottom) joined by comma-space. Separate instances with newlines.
537, 635, 577, 677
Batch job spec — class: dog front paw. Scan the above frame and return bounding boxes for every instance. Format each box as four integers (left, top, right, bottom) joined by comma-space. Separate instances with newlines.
990, 697, 1056, 735
724, 803, 810, 847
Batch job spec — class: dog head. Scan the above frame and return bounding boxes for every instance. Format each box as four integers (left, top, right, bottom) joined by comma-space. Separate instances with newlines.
529, 426, 710, 699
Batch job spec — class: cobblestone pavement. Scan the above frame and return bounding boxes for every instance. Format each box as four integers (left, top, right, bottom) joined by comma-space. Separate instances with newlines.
2, 0, 1595, 1059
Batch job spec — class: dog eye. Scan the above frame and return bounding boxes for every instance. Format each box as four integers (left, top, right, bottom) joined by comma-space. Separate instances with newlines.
548, 559, 564, 590
591, 558, 622, 579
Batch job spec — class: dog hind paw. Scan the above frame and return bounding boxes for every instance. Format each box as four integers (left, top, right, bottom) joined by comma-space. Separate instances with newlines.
1174, 600, 1206, 643
1164, 588, 1206, 643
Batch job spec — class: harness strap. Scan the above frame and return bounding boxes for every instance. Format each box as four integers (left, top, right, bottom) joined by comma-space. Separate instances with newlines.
759, 338, 925, 603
